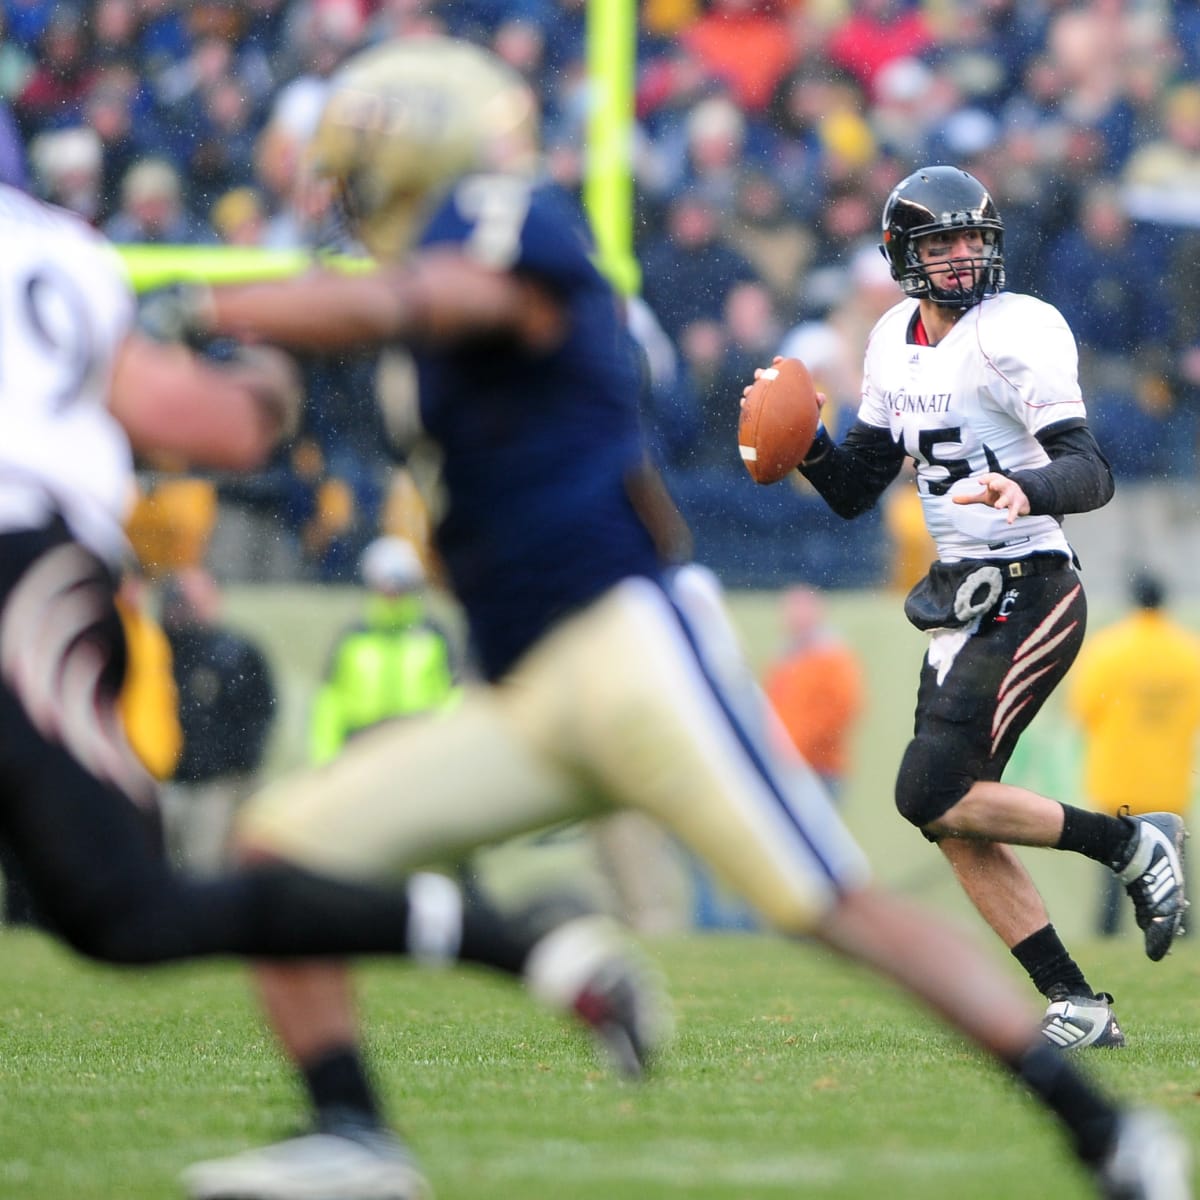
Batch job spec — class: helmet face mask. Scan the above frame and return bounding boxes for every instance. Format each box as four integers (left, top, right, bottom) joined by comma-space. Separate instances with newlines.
879, 165, 1005, 308
308, 37, 540, 261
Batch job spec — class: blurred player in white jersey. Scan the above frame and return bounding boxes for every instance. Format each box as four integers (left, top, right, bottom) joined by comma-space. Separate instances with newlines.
168, 46, 1189, 1200
771, 165, 1188, 1052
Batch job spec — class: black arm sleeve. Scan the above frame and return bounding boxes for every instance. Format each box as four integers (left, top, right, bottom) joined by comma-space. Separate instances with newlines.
1006, 418, 1115, 516
797, 420, 906, 518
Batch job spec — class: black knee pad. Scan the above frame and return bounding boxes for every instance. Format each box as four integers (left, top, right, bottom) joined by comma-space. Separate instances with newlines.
51, 890, 178, 965
895, 734, 972, 831
41, 862, 202, 966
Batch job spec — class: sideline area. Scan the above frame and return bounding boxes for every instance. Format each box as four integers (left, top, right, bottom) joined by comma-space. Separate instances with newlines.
223, 578, 1192, 948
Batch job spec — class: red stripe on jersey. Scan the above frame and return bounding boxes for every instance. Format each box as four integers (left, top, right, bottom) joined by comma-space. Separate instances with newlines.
906, 308, 931, 345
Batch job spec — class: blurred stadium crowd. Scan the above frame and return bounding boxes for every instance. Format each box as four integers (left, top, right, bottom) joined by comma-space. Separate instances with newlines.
4, 0, 1199, 589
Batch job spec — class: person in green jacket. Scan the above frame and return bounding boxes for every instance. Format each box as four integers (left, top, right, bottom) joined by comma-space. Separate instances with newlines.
309, 536, 459, 765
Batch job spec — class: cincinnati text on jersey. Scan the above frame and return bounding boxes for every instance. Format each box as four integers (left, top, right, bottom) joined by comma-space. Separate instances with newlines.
886, 389, 954, 414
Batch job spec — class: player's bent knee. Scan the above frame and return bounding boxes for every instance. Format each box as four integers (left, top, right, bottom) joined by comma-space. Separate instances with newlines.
56, 910, 162, 964
894, 736, 971, 831
50, 879, 199, 965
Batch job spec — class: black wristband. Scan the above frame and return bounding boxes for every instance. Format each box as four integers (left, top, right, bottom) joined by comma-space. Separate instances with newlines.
800, 425, 833, 468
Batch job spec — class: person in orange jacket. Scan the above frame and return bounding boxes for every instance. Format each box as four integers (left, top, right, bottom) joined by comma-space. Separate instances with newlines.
764, 586, 865, 801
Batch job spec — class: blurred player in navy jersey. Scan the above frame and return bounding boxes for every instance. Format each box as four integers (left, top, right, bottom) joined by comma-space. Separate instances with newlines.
0, 165, 667, 1200
174, 40, 1188, 1200
767, 166, 1187, 1056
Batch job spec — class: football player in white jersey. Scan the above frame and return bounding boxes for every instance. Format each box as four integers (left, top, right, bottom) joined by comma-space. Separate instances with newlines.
774, 165, 1188, 1052
169, 47, 1188, 1200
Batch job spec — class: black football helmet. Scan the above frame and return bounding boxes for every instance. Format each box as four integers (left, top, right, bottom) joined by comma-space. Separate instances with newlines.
879, 165, 1005, 307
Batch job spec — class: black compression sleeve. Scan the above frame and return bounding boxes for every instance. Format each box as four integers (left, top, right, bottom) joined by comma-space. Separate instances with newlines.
798, 420, 906, 518
1006, 420, 1115, 516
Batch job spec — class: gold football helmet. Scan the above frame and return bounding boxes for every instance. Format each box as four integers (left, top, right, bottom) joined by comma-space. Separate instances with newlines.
308, 36, 540, 261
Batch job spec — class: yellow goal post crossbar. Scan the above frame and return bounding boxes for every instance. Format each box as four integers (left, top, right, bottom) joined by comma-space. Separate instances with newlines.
119, 4, 639, 296
116, 245, 374, 292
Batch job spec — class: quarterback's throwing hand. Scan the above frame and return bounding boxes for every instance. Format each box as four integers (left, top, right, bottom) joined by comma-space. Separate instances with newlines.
742, 355, 785, 406
741, 356, 828, 412
951, 473, 1030, 524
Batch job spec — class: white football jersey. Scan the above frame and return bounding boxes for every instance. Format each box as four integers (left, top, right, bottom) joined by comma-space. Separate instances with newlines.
0, 185, 136, 564
860, 292, 1085, 562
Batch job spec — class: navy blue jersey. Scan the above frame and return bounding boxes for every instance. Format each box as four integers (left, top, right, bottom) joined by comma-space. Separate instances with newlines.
413, 177, 664, 679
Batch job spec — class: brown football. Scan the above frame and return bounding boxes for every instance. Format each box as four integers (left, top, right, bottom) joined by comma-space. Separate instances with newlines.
738, 357, 821, 485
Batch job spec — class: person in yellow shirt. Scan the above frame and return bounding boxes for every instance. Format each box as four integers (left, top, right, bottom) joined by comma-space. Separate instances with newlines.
115, 566, 183, 783
1067, 572, 1200, 935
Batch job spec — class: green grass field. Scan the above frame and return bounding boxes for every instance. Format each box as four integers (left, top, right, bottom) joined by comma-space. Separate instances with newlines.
3, 585, 1189, 1197
1, 927, 1197, 1200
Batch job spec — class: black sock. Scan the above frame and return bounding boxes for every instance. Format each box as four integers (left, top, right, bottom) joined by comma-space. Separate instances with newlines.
1009, 1040, 1120, 1164
400, 871, 545, 977
1056, 805, 1134, 868
1011, 924, 1092, 998
303, 1047, 381, 1126
459, 885, 599, 977
459, 893, 540, 976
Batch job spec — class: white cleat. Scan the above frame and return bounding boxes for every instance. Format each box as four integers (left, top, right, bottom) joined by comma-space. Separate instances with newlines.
1095, 1108, 1193, 1200
524, 915, 674, 1080
1040, 991, 1126, 1050
181, 1127, 432, 1200
1115, 813, 1189, 962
